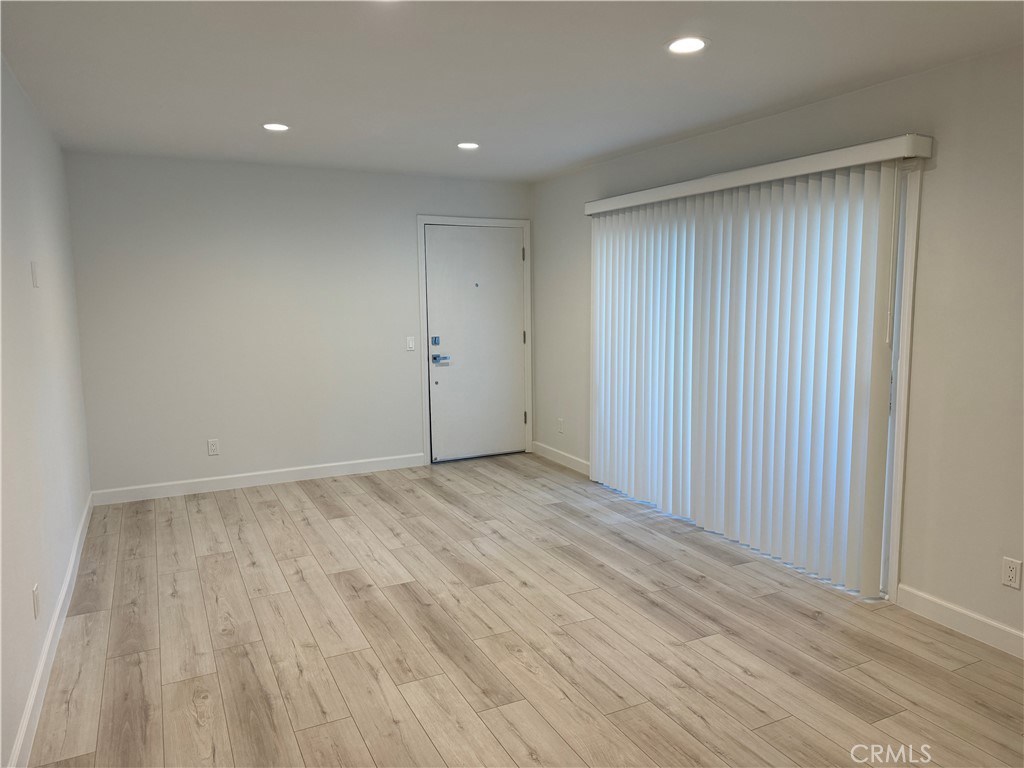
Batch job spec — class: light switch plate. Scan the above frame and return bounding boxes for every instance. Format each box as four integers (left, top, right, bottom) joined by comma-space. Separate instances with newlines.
406, 336, 416, 351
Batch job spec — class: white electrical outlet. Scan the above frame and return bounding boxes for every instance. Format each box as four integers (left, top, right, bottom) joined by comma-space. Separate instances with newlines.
207, 438, 220, 456
32, 584, 40, 620
557, 418, 565, 435
1002, 557, 1022, 590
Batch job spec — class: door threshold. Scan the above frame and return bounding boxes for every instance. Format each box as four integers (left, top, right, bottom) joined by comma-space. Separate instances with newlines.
431, 450, 527, 465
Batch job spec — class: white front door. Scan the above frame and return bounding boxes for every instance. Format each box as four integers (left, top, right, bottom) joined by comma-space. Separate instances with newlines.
425, 224, 528, 462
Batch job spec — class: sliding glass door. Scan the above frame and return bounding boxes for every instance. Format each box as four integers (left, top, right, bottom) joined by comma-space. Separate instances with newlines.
590, 162, 898, 596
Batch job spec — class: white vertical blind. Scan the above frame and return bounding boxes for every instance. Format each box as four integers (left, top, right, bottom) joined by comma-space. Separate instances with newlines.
591, 162, 896, 595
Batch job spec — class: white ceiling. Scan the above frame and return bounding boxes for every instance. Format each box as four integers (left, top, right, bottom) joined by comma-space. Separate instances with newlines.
3, 1, 1021, 181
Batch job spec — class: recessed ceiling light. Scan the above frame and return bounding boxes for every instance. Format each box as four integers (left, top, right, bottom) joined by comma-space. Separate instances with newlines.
263, 123, 289, 132
668, 37, 707, 54
457, 142, 480, 150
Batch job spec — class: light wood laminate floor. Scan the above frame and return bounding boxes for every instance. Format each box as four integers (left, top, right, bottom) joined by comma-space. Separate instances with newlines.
29, 454, 1023, 767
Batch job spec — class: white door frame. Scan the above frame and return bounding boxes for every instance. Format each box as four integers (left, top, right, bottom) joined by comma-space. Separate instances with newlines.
416, 215, 533, 463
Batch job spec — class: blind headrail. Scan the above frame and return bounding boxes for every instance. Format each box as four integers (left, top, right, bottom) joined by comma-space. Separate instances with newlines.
584, 133, 932, 216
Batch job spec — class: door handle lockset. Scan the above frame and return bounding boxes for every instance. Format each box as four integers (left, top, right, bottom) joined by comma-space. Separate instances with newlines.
431, 354, 451, 364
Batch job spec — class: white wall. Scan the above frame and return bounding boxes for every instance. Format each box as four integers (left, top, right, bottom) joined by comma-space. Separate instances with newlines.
65, 152, 529, 494
531, 48, 1024, 644
1, 62, 93, 763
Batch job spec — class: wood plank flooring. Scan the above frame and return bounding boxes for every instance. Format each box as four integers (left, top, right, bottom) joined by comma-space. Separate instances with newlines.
30, 454, 1023, 767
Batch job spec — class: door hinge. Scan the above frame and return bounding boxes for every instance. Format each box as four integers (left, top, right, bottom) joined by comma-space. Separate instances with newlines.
523, 330, 526, 343
522, 247, 525, 261
524, 411, 528, 424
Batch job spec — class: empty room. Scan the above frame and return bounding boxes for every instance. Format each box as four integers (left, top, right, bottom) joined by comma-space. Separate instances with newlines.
2, 2, 1022, 767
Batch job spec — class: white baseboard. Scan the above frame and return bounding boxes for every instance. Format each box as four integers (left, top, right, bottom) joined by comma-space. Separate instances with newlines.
897, 583, 1024, 658
91, 453, 427, 505
8, 493, 93, 768
531, 441, 590, 476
